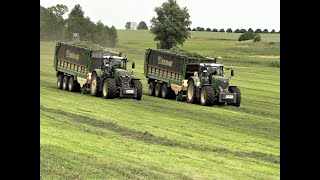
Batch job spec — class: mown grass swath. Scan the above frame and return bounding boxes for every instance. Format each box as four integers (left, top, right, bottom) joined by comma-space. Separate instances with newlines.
40, 31, 280, 179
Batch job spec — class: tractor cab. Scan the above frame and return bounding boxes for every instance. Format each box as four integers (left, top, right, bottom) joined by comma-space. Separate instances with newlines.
103, 55, 128, 70
199, 63, 224, 77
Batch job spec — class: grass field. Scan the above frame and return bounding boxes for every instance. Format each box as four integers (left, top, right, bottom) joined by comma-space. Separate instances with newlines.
115, 30, 280, 69
40, 31, 280, 179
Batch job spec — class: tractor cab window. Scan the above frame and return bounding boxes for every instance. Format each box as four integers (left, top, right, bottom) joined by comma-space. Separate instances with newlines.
110, 58, 124, 68
206, 66, 223, 76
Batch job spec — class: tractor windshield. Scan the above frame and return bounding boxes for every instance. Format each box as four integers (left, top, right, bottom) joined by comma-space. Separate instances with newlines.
110, 58, 126, 69
206, 66, 224, 76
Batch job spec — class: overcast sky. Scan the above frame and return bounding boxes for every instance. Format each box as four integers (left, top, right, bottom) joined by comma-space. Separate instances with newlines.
40, 0, 280, 31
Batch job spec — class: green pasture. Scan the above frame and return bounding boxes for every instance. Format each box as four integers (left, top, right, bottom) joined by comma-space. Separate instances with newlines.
40, 30, 280, 179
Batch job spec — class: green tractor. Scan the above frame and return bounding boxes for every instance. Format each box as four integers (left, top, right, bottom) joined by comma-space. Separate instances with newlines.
186, 60, 241, 107
144, 48, 241, 107
54, 42, 142, 100
90, 55, 143, 100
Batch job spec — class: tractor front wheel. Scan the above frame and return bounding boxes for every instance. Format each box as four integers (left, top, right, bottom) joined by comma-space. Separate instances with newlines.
132, 80, 143, 100
228, 86, 241, 107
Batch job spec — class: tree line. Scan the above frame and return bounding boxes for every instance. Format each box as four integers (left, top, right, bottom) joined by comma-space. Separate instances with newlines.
125, 21, 148, 30
40, 4, 118, 47
124, 22, 280, 34
187, 27, 279, 33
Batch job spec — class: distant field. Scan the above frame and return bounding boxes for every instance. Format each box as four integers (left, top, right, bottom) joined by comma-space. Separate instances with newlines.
117, 30, 280, 43
40, 29, 280, 179
188, 31, 280, 42
115, 30, 280, 68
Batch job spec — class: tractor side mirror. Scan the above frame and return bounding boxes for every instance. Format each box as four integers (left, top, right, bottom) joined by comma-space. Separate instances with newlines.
231, 69, 234, 76
132, 61, 135, 69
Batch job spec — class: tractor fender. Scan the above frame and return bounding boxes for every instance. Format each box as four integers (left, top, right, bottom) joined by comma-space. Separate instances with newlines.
92, 69, 103, 78
88, 69, 103, 86
188, 76, 202, 100
131, 78, 140, 81
188, 76, 201, 87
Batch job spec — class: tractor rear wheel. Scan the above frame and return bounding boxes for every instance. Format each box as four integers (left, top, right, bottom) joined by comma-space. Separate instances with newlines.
132, 80, 143, 100
62, 75, 69, 90
57, 74, 63, 89
102, 78, 117, 99
155, 83, 162, 97
200, 86, 215, 106
187, 80, 197, 103
148, 81, 155, 96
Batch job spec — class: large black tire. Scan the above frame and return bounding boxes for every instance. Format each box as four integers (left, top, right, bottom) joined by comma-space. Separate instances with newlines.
228, 86, 241, 107
90, 73, 100, 96
148, 81, 155, 96
62, 75, 69, 90
102, 78, 117, 99
161, 83, 171, 99
68, 76, 77, 92
132, 80, 143, 100
57, 74, 63, 89
155, 83, 162, 97
187, 80, 197, 103
200, 86, 215, 106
